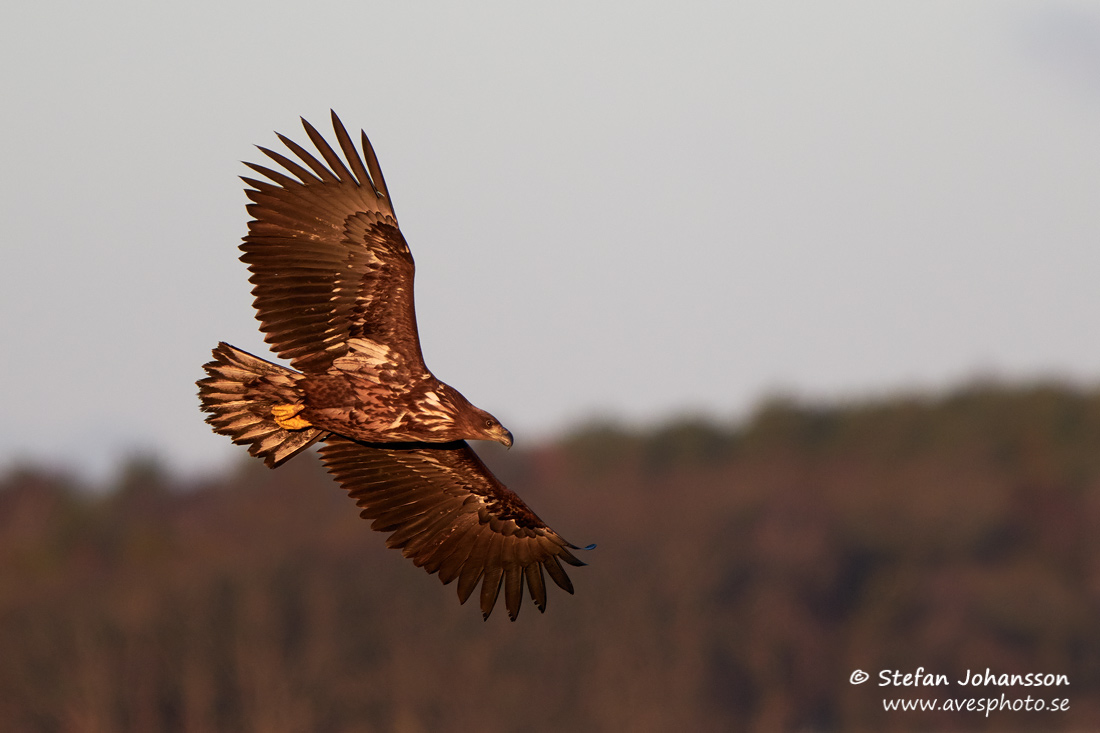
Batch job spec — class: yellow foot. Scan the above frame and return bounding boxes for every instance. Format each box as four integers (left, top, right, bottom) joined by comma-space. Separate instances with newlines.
271, 403, 312, 430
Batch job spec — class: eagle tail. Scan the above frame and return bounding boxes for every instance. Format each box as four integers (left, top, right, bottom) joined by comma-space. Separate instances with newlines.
197, 342, 326, 468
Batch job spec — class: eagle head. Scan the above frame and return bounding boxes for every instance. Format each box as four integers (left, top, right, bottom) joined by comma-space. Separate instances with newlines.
477, 412, 514, 448
430, 384, 513, 447
460, 402, 512, 448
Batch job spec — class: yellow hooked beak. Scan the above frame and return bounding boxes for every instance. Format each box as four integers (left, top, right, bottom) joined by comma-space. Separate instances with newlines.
493, 424, 514, 448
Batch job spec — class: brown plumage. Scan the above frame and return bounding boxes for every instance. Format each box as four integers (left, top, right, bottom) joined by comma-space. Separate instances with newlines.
197, 112, 586, 620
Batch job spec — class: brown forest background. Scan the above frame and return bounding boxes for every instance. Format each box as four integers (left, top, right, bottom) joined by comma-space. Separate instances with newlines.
2, 382, 1099, 732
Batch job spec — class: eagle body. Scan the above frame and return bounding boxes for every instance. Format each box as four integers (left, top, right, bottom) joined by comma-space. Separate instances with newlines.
296, 363, 507, 446
198, 113, 584, 620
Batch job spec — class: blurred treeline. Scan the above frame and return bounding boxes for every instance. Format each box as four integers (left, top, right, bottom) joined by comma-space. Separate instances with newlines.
1, 382, 1099, 732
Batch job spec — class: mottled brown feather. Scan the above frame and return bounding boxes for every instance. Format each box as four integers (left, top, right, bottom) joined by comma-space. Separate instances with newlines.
319, 436, 583, 620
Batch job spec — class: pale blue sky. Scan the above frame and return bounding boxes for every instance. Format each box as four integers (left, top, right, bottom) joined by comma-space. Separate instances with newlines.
2, 1, 1099, 478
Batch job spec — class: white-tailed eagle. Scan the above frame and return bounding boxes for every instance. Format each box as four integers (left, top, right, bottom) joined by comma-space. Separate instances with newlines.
198, 113, 585, 620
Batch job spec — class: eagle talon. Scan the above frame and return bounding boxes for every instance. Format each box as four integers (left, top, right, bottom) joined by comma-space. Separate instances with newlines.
272, 403, 312, 430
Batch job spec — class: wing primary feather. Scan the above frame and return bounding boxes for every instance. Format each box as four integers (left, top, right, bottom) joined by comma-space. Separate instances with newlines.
255, 146, 321, 185
330, 110, 373, 190
480, 566, 504, 620
456, 528, 491, 604
478, 532, 506, 619
543, 556, 575, 595
301, 116, 355, 184
557, 547, 587, 567
276, 133, 339, 183
524, 562, 547, 612
361, 130, 393, 215
241, 162, 308, 191
504, 565, 523, 621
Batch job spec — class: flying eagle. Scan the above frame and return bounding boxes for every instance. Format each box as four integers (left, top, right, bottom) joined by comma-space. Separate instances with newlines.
197, 112, 585, 620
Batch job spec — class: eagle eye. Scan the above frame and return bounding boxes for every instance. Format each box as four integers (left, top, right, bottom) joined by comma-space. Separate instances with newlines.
485, 418, 496, 428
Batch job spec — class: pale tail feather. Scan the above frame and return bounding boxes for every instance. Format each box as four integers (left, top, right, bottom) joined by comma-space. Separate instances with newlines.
197, 342, 326, 467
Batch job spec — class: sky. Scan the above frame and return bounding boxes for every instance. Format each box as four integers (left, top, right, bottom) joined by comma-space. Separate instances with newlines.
2, 1, 1099, 480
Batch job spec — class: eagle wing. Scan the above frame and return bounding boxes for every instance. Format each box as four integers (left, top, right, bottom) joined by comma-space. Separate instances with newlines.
240, 112, 424, 375
319, 436, 586, 620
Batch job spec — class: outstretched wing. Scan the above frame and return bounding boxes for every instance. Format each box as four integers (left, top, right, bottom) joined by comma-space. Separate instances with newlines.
239, 111, 425, 374
319, 436, 586, 620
